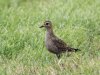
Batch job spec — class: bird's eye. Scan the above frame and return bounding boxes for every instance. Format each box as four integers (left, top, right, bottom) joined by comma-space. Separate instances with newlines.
46, 23, 49, 25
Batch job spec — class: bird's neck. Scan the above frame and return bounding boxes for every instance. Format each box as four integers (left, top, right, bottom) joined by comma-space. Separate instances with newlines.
46, 28, 54, 36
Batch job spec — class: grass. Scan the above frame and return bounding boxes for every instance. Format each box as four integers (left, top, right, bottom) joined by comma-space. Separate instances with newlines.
0, 0, 100, 75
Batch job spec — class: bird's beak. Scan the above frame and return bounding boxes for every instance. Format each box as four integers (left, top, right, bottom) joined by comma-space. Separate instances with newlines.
39, 25, 45, 28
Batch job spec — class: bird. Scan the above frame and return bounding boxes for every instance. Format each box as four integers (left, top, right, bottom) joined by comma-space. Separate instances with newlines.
39, 21, 80, 59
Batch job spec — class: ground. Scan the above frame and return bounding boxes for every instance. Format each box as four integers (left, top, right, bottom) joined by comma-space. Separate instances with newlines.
0, 0, 100, 75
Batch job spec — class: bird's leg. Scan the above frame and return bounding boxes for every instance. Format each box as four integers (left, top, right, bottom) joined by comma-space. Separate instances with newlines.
67, 52, 71, 57
56, 54, 61, 59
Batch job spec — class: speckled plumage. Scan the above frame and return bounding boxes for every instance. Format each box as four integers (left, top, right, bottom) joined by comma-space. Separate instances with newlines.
40, 21, 79, 59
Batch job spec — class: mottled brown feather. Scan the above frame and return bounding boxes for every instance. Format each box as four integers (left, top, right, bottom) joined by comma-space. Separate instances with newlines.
52, 36, 67, 52
40, 21, 80, 59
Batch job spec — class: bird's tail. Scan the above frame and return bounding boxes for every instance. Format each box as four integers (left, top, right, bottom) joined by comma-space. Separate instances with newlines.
67, 47, 80, 52
74, 48, 80, 52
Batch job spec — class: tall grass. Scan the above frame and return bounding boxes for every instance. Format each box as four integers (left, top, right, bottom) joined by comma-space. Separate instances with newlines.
0, 0, 100, 75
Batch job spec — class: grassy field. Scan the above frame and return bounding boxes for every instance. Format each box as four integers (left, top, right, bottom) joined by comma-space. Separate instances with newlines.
0, 0, 100, 75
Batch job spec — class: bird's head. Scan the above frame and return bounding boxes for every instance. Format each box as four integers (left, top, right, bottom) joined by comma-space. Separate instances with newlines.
39, 21, 52, 29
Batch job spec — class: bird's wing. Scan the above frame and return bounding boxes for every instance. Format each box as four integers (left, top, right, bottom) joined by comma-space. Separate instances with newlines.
52, 36, 67, 51
52, 36, 80, 52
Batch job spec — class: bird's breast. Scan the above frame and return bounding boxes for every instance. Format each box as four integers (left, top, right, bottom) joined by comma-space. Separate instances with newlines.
45, 34, 58, 54
45, 36, 53, 49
